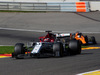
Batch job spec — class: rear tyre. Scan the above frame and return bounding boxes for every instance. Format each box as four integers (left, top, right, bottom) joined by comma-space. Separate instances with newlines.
13, 43, 25, 59
68, 40, 81, 55
53, 42, 64, 57
91, 36, 97, 44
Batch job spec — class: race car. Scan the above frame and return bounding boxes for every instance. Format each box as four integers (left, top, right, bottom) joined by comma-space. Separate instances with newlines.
12, 31, 81, 59
71, 32, 97, 45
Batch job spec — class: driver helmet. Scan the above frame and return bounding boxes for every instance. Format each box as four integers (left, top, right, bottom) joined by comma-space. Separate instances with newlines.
77, 33, 82, 38
44, 38, 50, 42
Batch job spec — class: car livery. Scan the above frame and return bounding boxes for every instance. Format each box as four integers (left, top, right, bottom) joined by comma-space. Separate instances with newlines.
12, 31, 91, 59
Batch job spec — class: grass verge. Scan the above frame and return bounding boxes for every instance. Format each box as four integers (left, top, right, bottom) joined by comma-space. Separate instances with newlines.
81, 46, 88, 48
0, 46, 14, 54
0, 46, 88, 54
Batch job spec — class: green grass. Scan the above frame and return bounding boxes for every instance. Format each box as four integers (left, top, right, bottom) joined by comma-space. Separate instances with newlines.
0, 46, 14, 54
0, 45, 88, 54
81, 46, 88, 48
66, 46, 88, 48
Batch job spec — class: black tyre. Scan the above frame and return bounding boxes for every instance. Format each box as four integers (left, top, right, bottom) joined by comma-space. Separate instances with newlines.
53, 42, 64, 57
91, 36, 97, 44
84, 35, 88, 45
68, 40, 81, 55
14, 43, 25, 59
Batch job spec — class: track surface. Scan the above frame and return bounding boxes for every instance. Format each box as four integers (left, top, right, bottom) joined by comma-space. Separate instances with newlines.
0, 11, 100, 32
0, 29, 100, 45
0, 12, 100, 75
0, 30, 100, 75
0, 49, 100, 75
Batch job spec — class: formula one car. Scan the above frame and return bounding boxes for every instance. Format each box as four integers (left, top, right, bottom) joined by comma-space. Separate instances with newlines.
12, 31, 81, 59
71, 32, 97, 45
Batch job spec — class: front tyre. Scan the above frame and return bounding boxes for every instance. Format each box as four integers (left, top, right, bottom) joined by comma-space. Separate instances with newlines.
84, 35, 88, 45
53, 42, 64, 57
13, 43, 25, 59
91, 36, 97, 44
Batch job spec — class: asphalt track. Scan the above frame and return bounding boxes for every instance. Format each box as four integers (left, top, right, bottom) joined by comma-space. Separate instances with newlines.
0, 11, 100, 32
0, 30, 100, 75
0, 12, 100, 75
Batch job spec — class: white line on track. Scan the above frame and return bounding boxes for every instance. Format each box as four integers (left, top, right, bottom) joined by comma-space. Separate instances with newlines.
0, 45, 13, 46
76, 69, 100, 75
0, 27, 45, 32
0, 27, 100, 33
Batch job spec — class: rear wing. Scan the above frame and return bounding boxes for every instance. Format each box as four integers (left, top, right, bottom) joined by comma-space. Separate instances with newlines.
56, 33, 71, 38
